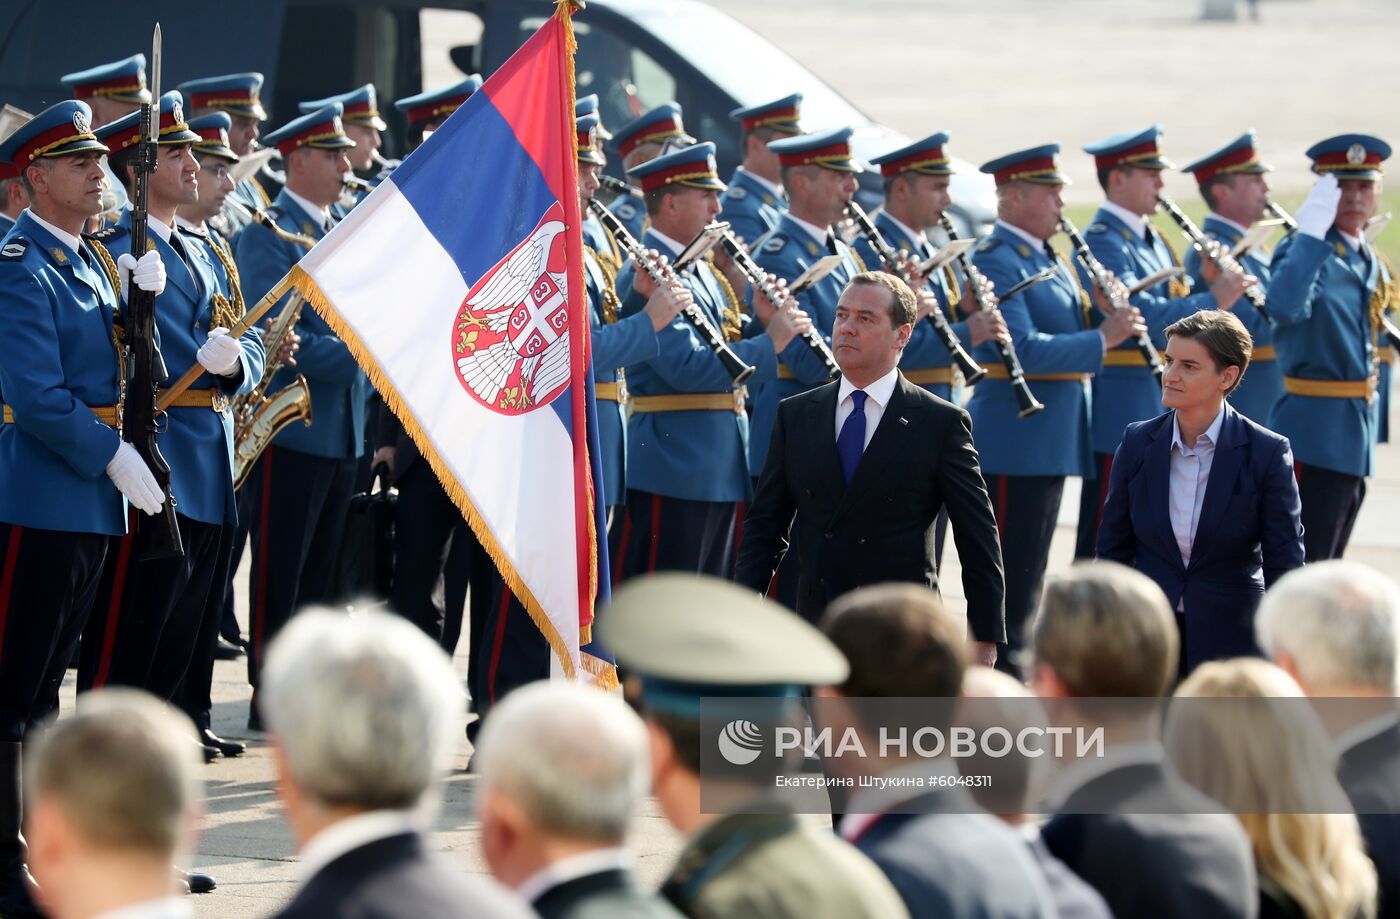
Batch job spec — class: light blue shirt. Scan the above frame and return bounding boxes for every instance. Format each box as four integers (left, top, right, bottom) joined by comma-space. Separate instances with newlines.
1169, 403, 1225, 568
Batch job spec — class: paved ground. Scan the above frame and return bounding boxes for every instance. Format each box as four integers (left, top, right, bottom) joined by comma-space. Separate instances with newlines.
49, 2, 1400, 915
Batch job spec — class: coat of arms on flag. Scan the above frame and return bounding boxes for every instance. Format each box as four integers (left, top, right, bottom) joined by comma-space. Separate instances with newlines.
453, 202, 571, 414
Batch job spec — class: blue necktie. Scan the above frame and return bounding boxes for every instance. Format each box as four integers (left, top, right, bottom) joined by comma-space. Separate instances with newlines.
837, 390, 868, 484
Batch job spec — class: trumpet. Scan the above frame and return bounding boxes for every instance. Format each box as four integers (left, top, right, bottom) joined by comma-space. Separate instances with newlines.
844, 202, 985, 383
716, 231, 840, 380
588, 199, 756, 385
1060, 216, 1165, 386
940, 215, 1046, 417
1157, 194, 1270, 323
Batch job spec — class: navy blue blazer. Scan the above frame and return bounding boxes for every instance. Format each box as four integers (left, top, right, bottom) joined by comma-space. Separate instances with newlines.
1096, 404, 1304, 671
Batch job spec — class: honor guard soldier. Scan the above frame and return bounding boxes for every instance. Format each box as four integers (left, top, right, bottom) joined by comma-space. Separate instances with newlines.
970, 144, 1143, 675
613, 142, 807, 580
1179, 132, 1283, 424
1073, 125, 1252, 559
235, 103, 367, 728
173, 111, 262, 751
299, 84, 390, 212
394, 75, 482, 150
78, 94, 264, 767
60, 54, 151, 219
608, 102, 694, 239
718, 93, 801, 245
1267, 134, 1392, 561
597, 575, 910, 919
575, 93, 624, 269
178, 73, 273, 230
469, 116, 691, 727
0, 100, 168, 917
0, 160, 26, 236
856, 132, 1006, 402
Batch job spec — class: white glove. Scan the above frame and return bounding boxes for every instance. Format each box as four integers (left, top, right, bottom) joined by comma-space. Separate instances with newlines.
197, 328, 244, 376
105, 441, 164, 515
116, 249, 167, 301
1295, 173, 1341, 240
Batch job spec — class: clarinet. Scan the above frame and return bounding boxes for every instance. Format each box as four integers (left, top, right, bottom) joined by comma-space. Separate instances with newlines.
598, 174, 639, 197
1266, 201, 1298, 231
588, 199, 755, 385
844, 203, 986, 384
1157, 194, 1270, 323
717, 232, 840, 379
939, 216, 1045, 417
1058, 216, 1165, 386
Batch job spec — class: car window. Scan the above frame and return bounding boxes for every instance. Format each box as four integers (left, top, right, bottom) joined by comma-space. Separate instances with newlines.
421, 8, 485, 86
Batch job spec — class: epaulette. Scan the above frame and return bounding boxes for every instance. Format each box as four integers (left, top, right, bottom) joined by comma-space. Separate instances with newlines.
178, 222, 209, 241
90, 224, 126, 241
759, 232, 792, 255
1085, 223, 1108, 235
0, 237, 27, 260
975, 236, 1002, 253
263, 204, 286, 221
725, 185, 748, 201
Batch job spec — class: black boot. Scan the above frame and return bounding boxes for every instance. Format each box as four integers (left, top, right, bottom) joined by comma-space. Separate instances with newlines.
0, 743, 42, 918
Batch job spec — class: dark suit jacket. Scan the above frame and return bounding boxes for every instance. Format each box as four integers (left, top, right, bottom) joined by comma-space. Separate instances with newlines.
534, 867, 683, 919
1042, 761, 1258, 919
273, 831, 529, 919
735, 373, 1006, 641
1024, 833, 1111, 919
1096, 404, 1304, 670
1338, 721, 1400, 919
377, 404, 422, 485
852, 789, 1052, 918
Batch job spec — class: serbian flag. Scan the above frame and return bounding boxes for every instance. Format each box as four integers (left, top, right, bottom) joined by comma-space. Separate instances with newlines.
288, 1, 614, 685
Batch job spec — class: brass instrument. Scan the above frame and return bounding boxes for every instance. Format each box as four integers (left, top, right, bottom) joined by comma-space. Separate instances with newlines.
1060, 216, 1166, 386
1157, 194, 1270, 323
230, 214, 316, 488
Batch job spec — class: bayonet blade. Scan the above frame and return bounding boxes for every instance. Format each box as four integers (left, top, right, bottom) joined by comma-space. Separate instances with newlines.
148, 23, 162, 143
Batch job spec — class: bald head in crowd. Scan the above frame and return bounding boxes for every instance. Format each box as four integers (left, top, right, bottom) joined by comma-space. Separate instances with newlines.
25, 689, 201, 919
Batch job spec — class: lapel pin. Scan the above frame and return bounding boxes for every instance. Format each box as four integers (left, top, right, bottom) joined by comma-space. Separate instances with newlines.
898, 416, 908, 426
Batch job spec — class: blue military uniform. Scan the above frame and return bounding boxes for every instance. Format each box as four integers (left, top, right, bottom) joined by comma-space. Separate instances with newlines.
853, 132, 973, 404
608, 103, 692, 239
76, 95, 265, 723
972, 144, 1105, 676
718, 94, 800, 244
178, 73, 271, 238
1179, 132, 1282, 424
0, 101, 128, 917
1267, 134, 1391, 560
234, 104, 365, 723
611, 143, 779, 580
1073, 126, 1220, 558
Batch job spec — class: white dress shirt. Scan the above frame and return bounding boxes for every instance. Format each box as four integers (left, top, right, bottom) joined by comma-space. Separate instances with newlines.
995, 218, 1048, 253
25, 209, 84, 258
283, 186, 332, 231
296, 808, 424, 882
1205, 212, 1248, 237
647, 228, 686, 260
515, 846, 632, 904
835, 367, 899, 452
786, 212, 832, 249
1169, 405, 1225, 568
1100, 200, 1149, 239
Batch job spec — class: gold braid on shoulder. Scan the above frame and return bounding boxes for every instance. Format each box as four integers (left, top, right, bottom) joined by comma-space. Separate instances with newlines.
705, 254, 745, 342
942, 265, 963, 321
586, 246, 621, 324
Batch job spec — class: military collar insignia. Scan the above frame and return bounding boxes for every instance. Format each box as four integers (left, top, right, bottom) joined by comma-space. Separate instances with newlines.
762, 194, 775, 205
806, 241, 819, 256
1017, 243, 1031, 258
303, 222, 316, 236
50, 247, 68, 264
1336, 242, 1348, 257
1121, 228, 1134, 241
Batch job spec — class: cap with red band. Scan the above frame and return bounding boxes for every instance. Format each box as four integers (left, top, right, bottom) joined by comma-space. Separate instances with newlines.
627, 141, 726, 192
872, 131, 953, 178
729, 94, 802, 135
1181, 132, 1272, 185
61, 54, 151, 106
614, 103, 691, 160
0, 101, 109, 169
979, 144, 1071, 187
1306, 133, 1390, 180
1083, 125, 1174, 171
768, 127, 863, 174
262, 103, 357, 158
94, 91, 201, 152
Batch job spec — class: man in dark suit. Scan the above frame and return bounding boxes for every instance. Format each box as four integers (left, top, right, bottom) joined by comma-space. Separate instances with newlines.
1097, 309, 1305, 673
1257, 562, 1400, 918
1031, 563, 1257, 919
260, 609, 529, 919
820, 585, 1054, 919
736, 272, 1006, 664
475, 682, 681, 919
